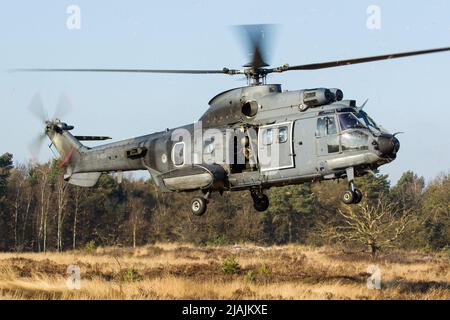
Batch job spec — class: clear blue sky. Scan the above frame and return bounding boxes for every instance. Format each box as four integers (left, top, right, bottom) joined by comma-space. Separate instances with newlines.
1, 0, 450, 185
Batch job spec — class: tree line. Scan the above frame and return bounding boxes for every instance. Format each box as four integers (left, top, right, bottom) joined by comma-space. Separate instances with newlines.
0, 152, 448, 255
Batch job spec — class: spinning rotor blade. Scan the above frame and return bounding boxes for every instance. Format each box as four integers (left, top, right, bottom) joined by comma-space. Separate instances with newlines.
27, 93, 74, 162
28, 132, 47, 161
28, 94, 47, 123
237, 24, 276, 69
54, 93, 73, 120
11, 26, 449, 81
14, 68, 229, 74
27, 94, 48, 160
284, 47, 450, 71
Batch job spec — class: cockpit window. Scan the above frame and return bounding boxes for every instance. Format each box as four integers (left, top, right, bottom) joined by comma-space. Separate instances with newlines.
356, 110, 379, 130
337, 107, 379, 131
316, 116, 338, 137
338, 113, 367, 131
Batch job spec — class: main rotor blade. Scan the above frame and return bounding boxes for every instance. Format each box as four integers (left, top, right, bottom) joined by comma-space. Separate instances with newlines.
236, 24, 277, 69
13, 68, 228, 74
285, 47, 450, 71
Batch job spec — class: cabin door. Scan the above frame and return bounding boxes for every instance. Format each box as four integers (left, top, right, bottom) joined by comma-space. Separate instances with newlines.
258, 122, 294, 172
293, 118, 317, 175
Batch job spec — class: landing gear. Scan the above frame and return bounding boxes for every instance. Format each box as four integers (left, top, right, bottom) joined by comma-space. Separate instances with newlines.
191, 197, 207, 216
353, 189, 363, 204
340, 167, 364, 205
341, 190, 355, 205
251, 189, 270, 212
190, 191, 211, 216
340, 188, 363, 204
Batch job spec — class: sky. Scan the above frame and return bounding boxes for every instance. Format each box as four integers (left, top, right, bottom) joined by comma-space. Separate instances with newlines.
1, 0, 450, 185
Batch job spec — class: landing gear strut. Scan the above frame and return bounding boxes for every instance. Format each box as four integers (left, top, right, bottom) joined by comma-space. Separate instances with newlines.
251, 189, 269, 212
190, 191, 211, 216
341, 167, 363, 205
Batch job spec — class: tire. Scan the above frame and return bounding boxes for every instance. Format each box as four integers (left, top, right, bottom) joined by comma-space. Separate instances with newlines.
253, 194, 270, 212
353, 189, 363, 204
341, 190, 355, 205
191, 197, 207, 216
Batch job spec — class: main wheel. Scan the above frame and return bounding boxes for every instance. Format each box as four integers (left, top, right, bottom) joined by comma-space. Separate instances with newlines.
353, 189, 363, 204
253, 194, 270, 212
191, 197, 207, 216
341, 190, 355, 205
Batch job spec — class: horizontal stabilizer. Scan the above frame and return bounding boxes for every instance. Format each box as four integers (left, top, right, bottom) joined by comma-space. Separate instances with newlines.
68, 172, 102, 187
74, 136, 111, 141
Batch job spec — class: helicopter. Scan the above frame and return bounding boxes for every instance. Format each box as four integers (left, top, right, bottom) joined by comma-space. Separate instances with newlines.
17, 25, 450, 216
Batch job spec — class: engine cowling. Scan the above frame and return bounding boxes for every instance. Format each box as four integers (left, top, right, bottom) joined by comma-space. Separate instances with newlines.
300, 88, 344, 111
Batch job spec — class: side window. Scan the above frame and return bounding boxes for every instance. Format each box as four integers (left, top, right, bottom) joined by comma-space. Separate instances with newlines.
316, 116, 337, 136
316, 117, 326, 137
172, 142, 185, 166
278, 127, 288, 143
327, 136, 340, 153
262, 128, 273, 145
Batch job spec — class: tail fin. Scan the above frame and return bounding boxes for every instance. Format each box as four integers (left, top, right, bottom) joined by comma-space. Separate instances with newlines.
47, 127, 84, 166
46, 122, 102, 187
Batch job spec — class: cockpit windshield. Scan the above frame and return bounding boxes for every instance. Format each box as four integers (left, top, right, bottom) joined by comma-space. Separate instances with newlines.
356, 110, 380, 130
338, 113, 367, 131
336, 108, 380, 131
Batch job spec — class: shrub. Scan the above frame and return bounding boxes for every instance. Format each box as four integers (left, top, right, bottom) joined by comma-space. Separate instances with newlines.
220, 256, 241, 274
258, 263, 271, 275
84, 240, 96, 253
123, 266, 140, 282
245, 270, 256, 283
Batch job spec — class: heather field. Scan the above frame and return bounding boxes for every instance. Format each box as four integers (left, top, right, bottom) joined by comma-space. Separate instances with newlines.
0, 243, 448, 300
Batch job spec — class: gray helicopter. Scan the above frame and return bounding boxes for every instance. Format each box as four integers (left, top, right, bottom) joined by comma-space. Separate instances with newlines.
19, 25, 450, 216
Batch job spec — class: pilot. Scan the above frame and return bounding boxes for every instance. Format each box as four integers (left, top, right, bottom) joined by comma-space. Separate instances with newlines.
316, 118, 326, 136
326, 117, 337, 135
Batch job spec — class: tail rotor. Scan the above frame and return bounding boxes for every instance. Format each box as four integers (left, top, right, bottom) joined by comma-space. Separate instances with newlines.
27, 93, 73, 162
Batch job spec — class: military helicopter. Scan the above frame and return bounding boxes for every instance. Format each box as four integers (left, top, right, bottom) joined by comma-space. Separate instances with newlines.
18, 25, 450, 216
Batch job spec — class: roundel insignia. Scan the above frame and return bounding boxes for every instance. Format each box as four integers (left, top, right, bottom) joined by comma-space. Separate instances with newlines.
161, 153, 167, 164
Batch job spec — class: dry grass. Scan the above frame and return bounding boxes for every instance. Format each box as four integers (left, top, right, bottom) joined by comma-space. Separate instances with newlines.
0, 243, 448, 300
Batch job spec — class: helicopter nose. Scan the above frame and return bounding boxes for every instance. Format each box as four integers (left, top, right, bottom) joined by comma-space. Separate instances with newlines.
377, 134, 400, 158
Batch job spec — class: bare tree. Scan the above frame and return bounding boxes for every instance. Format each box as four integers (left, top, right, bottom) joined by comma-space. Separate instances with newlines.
329, 197, 416, 259
8, 167, 25, 251
72, 187, 85, 250
128, 197, 142, 248
34, 165, 51, 252
21, 177, 33, 250
55, 173, 69, 252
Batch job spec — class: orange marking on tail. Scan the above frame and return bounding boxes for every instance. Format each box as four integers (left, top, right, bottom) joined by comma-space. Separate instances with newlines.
59, 146, 74, 168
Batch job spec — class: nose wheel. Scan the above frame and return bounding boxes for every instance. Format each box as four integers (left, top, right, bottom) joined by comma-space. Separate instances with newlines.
341, 167, 363, 205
